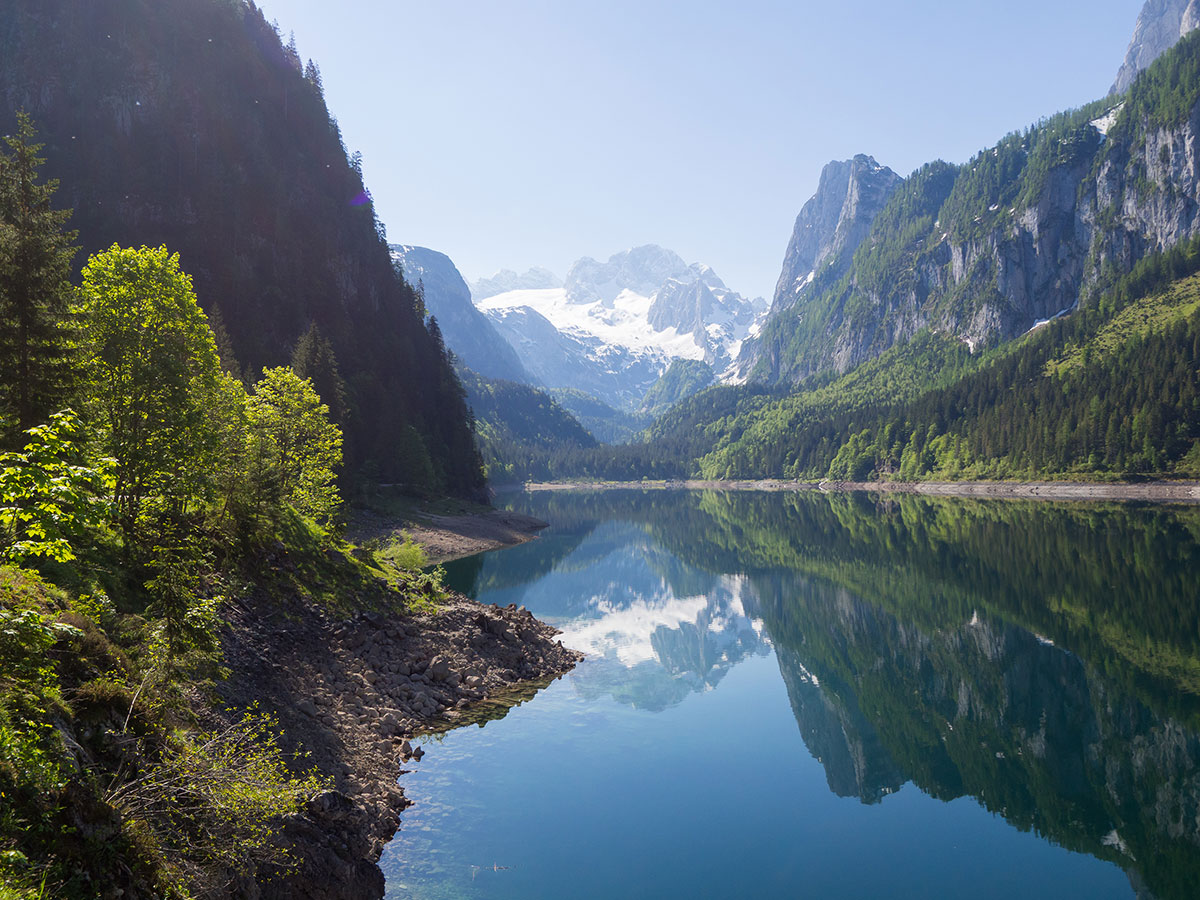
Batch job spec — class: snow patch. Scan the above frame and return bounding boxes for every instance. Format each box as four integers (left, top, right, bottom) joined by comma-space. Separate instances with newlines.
1090, 103, 1124, 137
1026, 303, 1076, 334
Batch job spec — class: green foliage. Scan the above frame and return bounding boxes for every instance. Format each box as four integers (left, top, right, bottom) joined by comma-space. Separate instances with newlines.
458, 369, 595, 483
78, 245, 224, 546
0, 410, 112, 564
104, 708, 329, 887
639, 358, 716, 418
0, 608, 80, 687
371, 533, 449, 611
0, 2, 484, 497
246, 366, 343, 530
1109, 29, 1200, 141
549, 388, 649, 444
290, 323, 348, 428
0, 112, 80, 442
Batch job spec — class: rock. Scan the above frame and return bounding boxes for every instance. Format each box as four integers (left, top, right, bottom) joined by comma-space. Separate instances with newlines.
427, 656, 451, 681
297, 698, 318, 718
411, 746, 424, 761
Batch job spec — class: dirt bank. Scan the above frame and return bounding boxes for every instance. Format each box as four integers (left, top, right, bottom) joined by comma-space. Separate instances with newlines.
221, 588, 581, 898
520, 479, 1200, 503
347, 507, 548, 564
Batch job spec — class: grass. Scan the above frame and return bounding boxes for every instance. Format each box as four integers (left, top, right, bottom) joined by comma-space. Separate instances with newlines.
1047, 271, 1200, 376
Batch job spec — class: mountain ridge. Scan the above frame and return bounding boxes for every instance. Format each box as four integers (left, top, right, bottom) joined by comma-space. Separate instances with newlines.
742, 31, 1200, 385
1113, 0, 1200, 95
477, 244, 765, 410
390, 244, 530, 384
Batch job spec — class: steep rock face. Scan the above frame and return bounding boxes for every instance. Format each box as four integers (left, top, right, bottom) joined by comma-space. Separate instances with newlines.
647, 267, 765, 368
733, 155, 900, 379
772, 155, 903, 312
1112, 0, 1200, 95
471, 267, 562, 301
749, 34, 1200, 383
389, 245, 530, 383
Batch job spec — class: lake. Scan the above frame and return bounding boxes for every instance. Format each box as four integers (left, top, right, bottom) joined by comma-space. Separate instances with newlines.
379, 489, 1200, 899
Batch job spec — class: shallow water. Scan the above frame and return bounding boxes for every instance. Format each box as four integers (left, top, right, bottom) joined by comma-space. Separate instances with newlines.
379, 490, 1200, 899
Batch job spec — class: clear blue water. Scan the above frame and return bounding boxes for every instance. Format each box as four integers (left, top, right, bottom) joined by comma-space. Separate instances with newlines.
379, 490, 1200, 899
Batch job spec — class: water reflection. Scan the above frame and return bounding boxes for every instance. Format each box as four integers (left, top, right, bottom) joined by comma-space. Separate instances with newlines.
428, 490, 1200, 899
448, 519, 771, 711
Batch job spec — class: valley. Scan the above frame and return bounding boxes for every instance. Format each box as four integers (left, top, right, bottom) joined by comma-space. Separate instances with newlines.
1, 1, 1199, 899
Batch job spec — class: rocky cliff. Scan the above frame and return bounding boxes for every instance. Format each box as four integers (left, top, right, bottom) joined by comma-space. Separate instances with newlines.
747, 30, 1200, 384
771, 155, 903, 312
1113, 0, 1200, 95
390, 245, 530, 383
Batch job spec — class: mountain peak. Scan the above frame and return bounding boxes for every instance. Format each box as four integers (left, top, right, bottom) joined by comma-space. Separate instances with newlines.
1112, 0, 1200, 95
565, 244, 692, 305
770, 154, 902, 311
471, 266, 562, 301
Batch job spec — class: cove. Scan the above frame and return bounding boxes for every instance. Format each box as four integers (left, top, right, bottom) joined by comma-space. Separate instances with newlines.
378, 489, 1200, 899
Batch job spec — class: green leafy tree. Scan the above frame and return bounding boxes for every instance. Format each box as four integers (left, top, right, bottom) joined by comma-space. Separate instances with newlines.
247, 367, 342, 529
77, 245, 223, 546
0, 410, 112, 564
0, 113, 80, 443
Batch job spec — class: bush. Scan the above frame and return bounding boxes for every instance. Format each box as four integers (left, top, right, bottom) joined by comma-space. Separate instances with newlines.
104, 709, 328, 888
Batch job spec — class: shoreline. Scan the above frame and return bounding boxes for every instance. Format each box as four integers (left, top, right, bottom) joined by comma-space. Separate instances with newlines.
223, 536, 579, 897
347, 506, 549, 564
516, 478, 1200, 503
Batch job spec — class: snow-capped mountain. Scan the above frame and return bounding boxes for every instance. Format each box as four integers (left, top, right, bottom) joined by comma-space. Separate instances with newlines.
471, 266, 563, 301
476, 245, 766, 410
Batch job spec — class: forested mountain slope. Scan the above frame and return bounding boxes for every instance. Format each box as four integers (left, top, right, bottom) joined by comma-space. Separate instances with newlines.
0, 0, 482, 495
745, 30, 1200, 388
457, 370, 596, 483
390, 245, 530, 384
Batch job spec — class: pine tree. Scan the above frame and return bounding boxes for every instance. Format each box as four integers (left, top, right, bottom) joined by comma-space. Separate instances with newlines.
207, 304, 242, 381
290, 323, 348, 427
0, 112, 79, 443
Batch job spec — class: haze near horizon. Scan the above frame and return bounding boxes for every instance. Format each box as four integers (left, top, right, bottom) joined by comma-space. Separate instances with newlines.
260, 0, 1140, 299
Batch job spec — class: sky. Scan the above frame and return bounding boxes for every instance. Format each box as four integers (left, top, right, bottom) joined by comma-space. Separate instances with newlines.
258, 0, 1143, 301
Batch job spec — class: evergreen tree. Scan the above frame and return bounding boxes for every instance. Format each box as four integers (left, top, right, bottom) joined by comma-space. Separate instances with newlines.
290, 322, 348, 426
0, 112, 79, 442
207, 304, 242, 381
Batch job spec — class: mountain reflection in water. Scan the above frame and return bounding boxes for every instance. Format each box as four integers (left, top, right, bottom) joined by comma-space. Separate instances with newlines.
397, 490, 1200, 900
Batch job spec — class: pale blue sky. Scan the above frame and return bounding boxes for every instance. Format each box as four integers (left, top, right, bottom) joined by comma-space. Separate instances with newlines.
260, 1, 1142, 300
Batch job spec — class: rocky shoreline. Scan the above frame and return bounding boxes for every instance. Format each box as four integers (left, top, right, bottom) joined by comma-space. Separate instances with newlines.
520, 478, 1200, 503
220, 586, 581, 898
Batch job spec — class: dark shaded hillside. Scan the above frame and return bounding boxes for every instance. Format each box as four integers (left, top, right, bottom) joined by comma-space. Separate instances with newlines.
0, 0, 483, 494
458, 369, 597, 483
